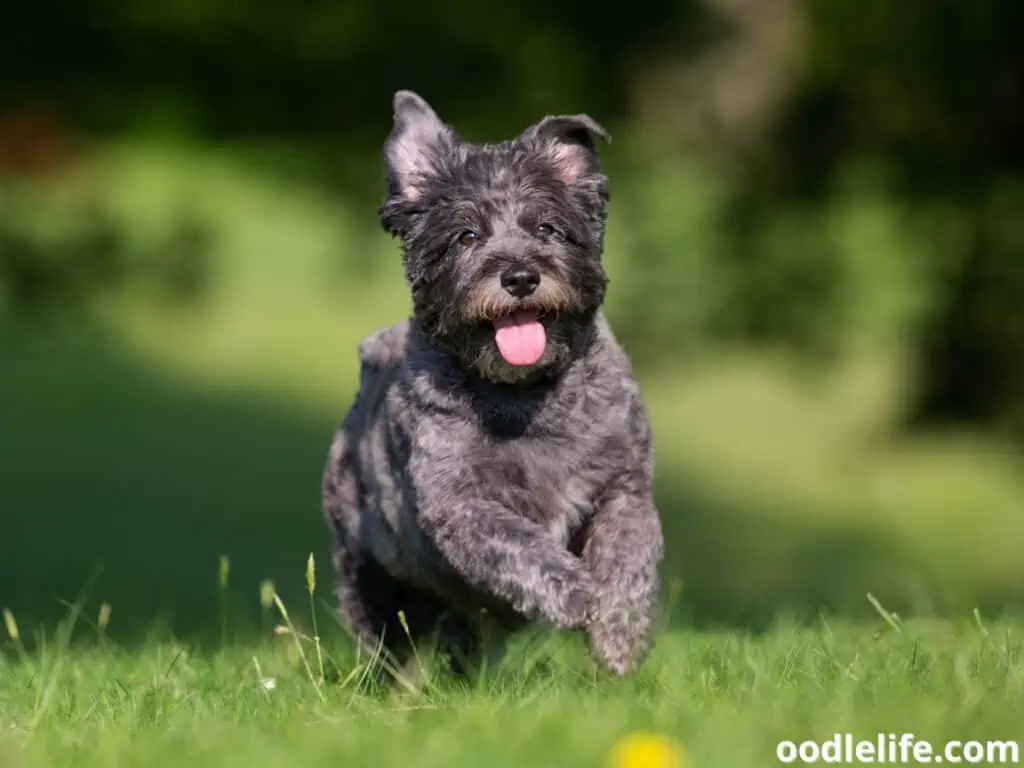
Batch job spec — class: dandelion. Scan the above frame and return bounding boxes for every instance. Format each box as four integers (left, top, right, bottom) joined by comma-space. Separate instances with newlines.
609, 731, 687, 768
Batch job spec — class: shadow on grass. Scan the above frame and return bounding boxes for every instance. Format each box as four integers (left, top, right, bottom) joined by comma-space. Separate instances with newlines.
2, 324, 1023, 652
0, 323, 337, 648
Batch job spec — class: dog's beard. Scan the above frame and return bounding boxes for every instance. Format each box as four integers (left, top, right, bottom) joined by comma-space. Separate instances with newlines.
431, 276, 591, 384
461, 277, 581, 324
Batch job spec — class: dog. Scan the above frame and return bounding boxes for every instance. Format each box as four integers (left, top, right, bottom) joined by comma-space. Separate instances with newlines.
322, 90, 664, 679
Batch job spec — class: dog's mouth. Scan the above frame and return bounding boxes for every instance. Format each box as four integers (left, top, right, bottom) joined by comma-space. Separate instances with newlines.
492, 309, 547, 366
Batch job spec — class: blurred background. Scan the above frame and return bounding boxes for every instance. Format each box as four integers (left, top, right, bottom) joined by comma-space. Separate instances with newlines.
2, 0, 1022, 645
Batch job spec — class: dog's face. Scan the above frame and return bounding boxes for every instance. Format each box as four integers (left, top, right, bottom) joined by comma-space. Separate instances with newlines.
379, 91, 611, 384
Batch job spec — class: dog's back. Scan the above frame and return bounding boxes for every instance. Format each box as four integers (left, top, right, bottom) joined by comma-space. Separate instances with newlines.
343, 321, 408, 433
331, 319, 451, 585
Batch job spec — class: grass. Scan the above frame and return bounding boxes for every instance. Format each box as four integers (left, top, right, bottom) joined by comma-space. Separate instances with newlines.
3, 594, 1024, 768
3, 141, 1024, 765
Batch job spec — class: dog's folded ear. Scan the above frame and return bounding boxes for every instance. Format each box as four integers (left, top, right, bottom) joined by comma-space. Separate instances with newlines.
530, 115, 611, 185
384, 91, 454, 201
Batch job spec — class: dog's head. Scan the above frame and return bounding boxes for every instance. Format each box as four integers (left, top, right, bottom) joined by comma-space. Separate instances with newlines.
379, 90, 611, 384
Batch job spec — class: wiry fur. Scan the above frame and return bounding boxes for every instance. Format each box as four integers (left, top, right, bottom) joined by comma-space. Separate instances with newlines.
322, 91, 664, 678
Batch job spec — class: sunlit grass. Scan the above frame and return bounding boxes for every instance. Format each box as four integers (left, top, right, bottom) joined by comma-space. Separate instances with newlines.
2, 580, 1023, 768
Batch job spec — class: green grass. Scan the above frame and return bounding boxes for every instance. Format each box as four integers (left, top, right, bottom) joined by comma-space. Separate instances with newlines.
3, 603, 1024, 767
3, 141, 1024, 766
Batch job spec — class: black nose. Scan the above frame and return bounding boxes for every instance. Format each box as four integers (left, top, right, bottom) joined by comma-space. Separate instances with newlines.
500, 266, 541, 299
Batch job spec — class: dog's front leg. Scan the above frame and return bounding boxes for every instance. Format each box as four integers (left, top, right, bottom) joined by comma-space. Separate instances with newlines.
419, 498, 596, 631
582, 474, 664, 677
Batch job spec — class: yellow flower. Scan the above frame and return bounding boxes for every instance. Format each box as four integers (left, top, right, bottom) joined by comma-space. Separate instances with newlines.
609, 731, 686, 768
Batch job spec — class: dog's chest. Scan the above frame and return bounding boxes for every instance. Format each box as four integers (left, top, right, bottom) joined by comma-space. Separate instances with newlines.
491, 437, 604, 546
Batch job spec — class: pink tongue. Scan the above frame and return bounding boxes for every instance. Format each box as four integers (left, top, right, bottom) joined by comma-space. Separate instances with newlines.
493, 310, 547, 366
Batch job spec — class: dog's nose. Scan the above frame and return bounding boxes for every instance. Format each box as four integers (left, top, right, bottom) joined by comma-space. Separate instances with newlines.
500, 266, 541, 299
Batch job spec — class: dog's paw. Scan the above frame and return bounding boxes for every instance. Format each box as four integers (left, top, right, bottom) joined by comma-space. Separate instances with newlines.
563, 581, 596, 630
586, 606, 652, 677
536, 565, 596, 630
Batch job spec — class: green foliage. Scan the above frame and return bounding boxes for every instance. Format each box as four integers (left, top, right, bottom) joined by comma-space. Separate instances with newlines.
0, 182, 215, 319
4, 0, 1022, 438
909, 182, 1024, 440
740, 0, 1024, 433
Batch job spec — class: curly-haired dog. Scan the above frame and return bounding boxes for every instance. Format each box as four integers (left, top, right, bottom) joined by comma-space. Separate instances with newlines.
322, 91, 664, 679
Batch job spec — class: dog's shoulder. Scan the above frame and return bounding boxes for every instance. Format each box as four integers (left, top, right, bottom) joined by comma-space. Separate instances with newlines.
341, 321, 410, 436
586, 314, 645, 399
584, 314, 654, 447
356, 320, 409, 372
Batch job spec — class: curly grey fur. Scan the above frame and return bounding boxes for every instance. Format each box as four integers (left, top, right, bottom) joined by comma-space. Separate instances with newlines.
322, 90, 664, 678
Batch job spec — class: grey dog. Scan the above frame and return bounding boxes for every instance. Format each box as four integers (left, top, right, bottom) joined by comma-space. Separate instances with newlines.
322, 90, 664, 679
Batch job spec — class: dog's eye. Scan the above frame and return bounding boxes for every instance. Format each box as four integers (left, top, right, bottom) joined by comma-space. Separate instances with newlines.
457, 230, 477, 247
536, 223, 556, 237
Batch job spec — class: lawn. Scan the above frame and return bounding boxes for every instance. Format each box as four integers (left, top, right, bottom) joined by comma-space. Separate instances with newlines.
3, 142, 1024, 766
2, 609, 1023, 767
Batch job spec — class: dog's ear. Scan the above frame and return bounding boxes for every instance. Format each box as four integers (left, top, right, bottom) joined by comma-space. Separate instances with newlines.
531, 114, 611, 185
384, 90, 453, 201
